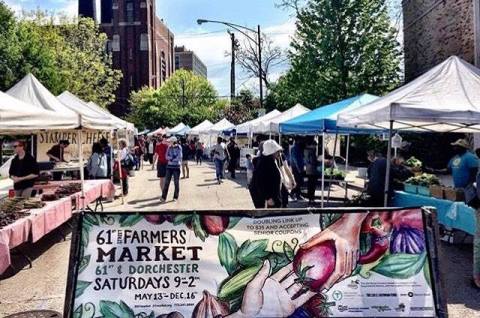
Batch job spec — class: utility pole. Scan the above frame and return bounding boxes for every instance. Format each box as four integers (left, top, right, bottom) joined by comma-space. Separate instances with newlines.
258, 24, 263, 109
230, 32, 236, 101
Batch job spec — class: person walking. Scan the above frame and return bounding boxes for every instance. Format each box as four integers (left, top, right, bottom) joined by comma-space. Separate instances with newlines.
161, 137, 183, 202
99, 138, 113, 178
245, 154, 254, 187
9, 140, 39, 198
87, 143, 108, 179
181, 138, 191, 179
145, 137, 155, 168
249, 140, 284, 208
154, 135, 169, 191
227, 138, 240, 179
195, 140, 204, 165
290, 138, 305, 200
212, 137, 227, 184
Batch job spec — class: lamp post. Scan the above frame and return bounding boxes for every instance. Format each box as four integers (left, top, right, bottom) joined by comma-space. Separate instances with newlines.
197, 19, 264, 109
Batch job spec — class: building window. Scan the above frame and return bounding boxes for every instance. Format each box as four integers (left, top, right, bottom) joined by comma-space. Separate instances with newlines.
125, 1, 134, 22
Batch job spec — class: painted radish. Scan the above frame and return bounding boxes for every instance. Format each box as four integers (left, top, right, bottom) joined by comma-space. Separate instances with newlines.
200, 215, 229, 235
144, 214, 165, 224
293, 240, 336, 291
358, 234, 389, 264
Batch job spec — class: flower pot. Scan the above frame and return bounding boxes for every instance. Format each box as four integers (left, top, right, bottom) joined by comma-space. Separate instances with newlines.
417, 186, 431, 196
404, 183, 418, 194
429, 185, 444, 199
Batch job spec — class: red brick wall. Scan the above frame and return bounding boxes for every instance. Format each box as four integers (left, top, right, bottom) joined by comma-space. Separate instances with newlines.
403, 0, 475, 81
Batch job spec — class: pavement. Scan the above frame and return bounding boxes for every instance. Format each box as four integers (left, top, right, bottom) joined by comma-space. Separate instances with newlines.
0, 162, 479, 317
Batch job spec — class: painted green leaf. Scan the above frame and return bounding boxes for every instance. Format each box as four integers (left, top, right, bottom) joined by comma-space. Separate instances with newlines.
373, 252, 426, 279
78, 255, 91, 274
227, 216, 242, 229
192, 213, 207, 241
119, 214, 143, 227
218, 232, 238, 275
81, 226, 89, 249
283, 241, 294, 261
173, 214, 193, 226
267, 252, 290, 274
73, 305, 82, 318
148, 311, 155, 318
99, 300, 135, 318
237, 239, 269, 267
423, 261, 432, 288
218, 264, 263, 300
83, 214, 99, 226
75, 281, 92, 298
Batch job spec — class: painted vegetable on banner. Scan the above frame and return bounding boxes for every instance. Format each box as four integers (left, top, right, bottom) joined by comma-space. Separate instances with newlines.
69, 209, 436, 318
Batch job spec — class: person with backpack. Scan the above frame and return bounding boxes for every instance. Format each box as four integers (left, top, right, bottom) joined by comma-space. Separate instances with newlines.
87, 143, 108, 179
161, 137, 183, 202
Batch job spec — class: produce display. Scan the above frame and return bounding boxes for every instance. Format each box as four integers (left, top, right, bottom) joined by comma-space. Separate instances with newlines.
41, 193, 59, 202
323, 168, 346, 180
405, 173, 440, 187
0, 198, 45, 228
54, 183, 82, 197
405, 156, 422, 169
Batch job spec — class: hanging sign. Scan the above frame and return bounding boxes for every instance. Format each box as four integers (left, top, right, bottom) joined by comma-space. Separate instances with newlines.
64, 208, 447, 318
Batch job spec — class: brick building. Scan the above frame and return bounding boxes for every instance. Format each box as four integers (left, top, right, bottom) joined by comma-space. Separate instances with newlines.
175, 46, 208, 78
403, 0, 480, 82
79, 0, 175, 116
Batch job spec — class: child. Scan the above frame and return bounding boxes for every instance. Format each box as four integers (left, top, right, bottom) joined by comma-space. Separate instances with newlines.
246, 154, 254, 186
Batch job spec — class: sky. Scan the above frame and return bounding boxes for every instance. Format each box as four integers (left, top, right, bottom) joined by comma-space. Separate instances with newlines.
4, 0, 296, 97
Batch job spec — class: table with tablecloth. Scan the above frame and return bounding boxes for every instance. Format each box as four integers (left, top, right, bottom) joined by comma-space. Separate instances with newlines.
393, 191, 477, 235
0, 179, 115, 275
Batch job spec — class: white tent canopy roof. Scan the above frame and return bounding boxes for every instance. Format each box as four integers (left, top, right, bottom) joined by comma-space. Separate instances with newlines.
58, 91, 117, 130
337, 56, 480, 133
257, 104, 310, 134
190, 120, 213, 135
0, 91, 78, 132
209, 118, 234, 134
87, 101, 135, 131
236, 109, 282, 134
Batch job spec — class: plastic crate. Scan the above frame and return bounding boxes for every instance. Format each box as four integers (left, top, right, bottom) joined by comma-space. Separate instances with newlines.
429, 185, 444, 199
404, 183, 418, 194
417, 186, 431, 196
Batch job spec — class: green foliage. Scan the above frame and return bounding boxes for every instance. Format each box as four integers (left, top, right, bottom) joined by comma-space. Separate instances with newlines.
372, 252, 426, 279
270, 0, 401, 109
129, 70, 226, 129
0, 3, 121, 109
223, 89, 260, 124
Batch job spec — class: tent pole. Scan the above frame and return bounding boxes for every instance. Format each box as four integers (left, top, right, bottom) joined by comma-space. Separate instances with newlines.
326, 131, 338, 204
346, 134, 350, 172
77, 129, 85, 210
117, 135, 125, 205
384, 121, 393, 207
321, 132, 325, 208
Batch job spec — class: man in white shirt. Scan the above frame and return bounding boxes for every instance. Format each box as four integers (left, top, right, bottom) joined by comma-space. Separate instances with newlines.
212, 137, 227, 184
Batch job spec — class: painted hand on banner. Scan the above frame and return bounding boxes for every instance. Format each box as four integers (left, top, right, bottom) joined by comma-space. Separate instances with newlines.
227, 260, 315, 318
300, 213, 369, 290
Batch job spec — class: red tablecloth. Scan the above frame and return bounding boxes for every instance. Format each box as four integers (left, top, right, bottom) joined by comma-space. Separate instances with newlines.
0, 179, 115, 275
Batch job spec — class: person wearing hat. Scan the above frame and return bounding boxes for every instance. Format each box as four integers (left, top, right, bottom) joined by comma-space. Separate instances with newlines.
249, 139, 284, 208
161, 136, 183, 202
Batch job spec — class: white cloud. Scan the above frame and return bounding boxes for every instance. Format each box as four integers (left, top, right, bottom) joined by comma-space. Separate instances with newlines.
175, 19, 296, 96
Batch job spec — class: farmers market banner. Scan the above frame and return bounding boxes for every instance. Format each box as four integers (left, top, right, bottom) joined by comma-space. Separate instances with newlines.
65, 208, 446, 317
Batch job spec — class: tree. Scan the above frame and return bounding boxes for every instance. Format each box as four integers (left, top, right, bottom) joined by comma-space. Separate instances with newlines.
222, 89, 260, 124
129, 70, 226, 130
271, 0, 401, 109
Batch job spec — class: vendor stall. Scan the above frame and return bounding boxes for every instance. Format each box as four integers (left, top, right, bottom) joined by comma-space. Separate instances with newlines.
168, 123, 191, 136
256, 103, 310, 135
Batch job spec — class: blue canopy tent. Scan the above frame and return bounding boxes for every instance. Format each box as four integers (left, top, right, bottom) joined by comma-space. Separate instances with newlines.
279, 94, 380, 207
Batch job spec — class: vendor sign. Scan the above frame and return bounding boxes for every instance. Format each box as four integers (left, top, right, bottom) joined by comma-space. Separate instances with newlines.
65, 208, 446, 318
37, 130, 111, 161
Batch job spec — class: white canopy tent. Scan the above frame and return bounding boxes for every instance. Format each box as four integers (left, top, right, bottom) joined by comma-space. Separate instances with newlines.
209, 118, 234, 134
338, 56, 480, 205
168, 122, 191, 136
0, 91, 78, 132
235, 110, 282, 135
257, 104, 310, 135
87, 101, 135, 131
189, 120, 213, 135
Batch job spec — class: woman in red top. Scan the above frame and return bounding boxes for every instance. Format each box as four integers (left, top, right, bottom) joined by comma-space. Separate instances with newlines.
154, 135, 169, 191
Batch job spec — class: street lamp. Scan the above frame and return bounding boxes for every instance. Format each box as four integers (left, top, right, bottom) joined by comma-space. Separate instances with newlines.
197, 18, 264, 109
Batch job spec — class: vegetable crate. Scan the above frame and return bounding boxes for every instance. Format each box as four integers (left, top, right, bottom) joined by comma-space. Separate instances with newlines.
429, 185, 444, 199
404, 183, 417, 194
417, 186, 431, 197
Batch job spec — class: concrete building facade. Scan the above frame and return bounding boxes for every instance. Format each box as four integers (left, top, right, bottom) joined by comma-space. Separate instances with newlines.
402, 0, 480, 82
175, 46, 208, 78
79, 0, 175, 116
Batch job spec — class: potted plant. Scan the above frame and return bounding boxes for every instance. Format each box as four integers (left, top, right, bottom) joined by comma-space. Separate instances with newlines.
405, 173, 440, 196
405, 156, 423, 174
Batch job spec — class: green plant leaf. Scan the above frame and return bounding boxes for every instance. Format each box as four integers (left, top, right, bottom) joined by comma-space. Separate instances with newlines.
148, 311, 155, 318
83, 214, 99, 226
218, 264, 263, 300
78, 255, 91, 274
267, 252, 290, 275
75, 281, 92, 298
119, 301, 135, 318
237, 239, 269, 267
423, 261, 432, 288
372, 252, 426, 279
228, 216, 242, 229
99, 300, 125, 318
119, 214, 143, 227
173, 214, 193, 226
81, 225, 89, 249
192, 213, 207, 241
218, 232, 239, 275
73, 305, 82, 318
283, 241, 294, 261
